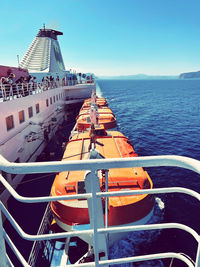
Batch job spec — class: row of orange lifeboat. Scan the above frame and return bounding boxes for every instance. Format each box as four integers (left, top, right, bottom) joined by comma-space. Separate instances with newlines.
50, 93, 154, 232
76, 97, 117, 131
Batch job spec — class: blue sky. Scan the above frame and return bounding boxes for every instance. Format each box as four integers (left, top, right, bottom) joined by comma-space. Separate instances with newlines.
1, 0, 200, 76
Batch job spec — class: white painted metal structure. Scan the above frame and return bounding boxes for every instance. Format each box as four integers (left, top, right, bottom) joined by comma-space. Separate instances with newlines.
0, 26, 95, 203
0, 154, 200, 266
19, 27, 66, 80
19, 36, 52, 72
0, 79, 95, 203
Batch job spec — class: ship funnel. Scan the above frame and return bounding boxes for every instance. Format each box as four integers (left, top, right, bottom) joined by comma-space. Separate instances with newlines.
19, 27, 66, 77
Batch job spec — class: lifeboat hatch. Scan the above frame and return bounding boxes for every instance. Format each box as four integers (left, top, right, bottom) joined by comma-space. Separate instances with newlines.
77, 181, 87, 201
108, 180, 140, 190
65, 185, 76, 193
77, 181, 86, 194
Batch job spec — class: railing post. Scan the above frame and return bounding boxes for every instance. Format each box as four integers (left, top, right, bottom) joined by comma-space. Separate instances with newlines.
10, 85, 13, 98
195, 240, 200, 267
85, 170, 108, 266
22, 83, 24, 96
105, 169, 109, 228
1, 85, 6, 100
0, 211, 9, 267
16, 84, 19, 97
86, 170, 100, 266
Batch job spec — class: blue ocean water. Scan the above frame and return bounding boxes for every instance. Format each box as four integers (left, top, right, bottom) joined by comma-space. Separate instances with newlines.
97, 79, 200, 267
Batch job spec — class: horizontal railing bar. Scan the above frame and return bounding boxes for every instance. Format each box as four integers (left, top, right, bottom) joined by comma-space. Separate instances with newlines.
64, 252, 194, 267
3, 250, 195, 267
97, 187, 200, 202
0, 155, 200, 175
98, 252, 195, 267
0, 174, 92, 203
98, 222, 200, 243
0, 169, 200, 203
0, 201, 93, 241
3, 229, 30, 267
1, 200, 199, 244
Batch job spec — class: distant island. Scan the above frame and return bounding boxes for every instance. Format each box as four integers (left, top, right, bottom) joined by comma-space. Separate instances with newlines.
179, 70, 200, 79
97, 71, 200, 80
97, 74, 178, 80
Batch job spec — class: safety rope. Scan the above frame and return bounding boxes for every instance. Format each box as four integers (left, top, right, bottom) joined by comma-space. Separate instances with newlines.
62, 151, 89, 160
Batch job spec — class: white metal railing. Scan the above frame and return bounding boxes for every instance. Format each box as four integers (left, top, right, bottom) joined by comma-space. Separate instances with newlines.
0, 154, 200, 266
0, 79, 94, 102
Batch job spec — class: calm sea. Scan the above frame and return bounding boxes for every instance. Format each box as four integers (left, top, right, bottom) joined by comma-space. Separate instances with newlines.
97, 79, 200, 267
5, 79, 200, 267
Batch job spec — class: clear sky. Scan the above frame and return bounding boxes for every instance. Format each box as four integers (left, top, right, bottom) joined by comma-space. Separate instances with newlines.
1, 0, 200, 76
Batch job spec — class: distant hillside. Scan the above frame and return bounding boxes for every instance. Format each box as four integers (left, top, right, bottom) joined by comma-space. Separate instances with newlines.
179, 71, 200, 79
97, 74, 178, 80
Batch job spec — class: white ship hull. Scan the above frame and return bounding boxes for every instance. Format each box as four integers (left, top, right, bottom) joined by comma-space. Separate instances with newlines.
0, 83, 95, 203
64, 83, 95, 100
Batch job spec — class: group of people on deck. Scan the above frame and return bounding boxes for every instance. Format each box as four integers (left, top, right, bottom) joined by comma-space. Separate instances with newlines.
0, 74, 37, 99
0, 71, 80, 100
0, 73, 63, 99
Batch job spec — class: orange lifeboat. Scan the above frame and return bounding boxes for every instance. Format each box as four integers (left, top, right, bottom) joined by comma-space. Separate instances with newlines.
83, 97, 108, 108
50, 126, 154, 230
77, 107, 117, 131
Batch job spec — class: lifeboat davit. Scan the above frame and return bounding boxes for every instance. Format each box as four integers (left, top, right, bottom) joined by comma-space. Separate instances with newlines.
50, 125, 154, 231
77, 106, 117, 131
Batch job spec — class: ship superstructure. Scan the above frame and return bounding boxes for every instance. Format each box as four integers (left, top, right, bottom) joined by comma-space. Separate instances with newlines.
0, 27, 95, 204
19, 26, 66, 81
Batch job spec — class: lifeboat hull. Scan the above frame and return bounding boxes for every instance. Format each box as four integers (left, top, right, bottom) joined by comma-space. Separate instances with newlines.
51, 198, 154, 247
77, 107, 117, 131
77, 119, 117, 131
51, 193, 154, 226
83, 97, 108, 108
50, 130, 155, 235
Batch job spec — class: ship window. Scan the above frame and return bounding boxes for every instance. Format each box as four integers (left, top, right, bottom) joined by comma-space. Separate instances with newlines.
19, 110, 25, 124
56, 95, 58, 101
28, 106, 33, 118
6, 115, 14, 131
36, 103, 40, 113
50, 97, 52, 104
46, 99, 49, 107
53, 96, 56, 102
